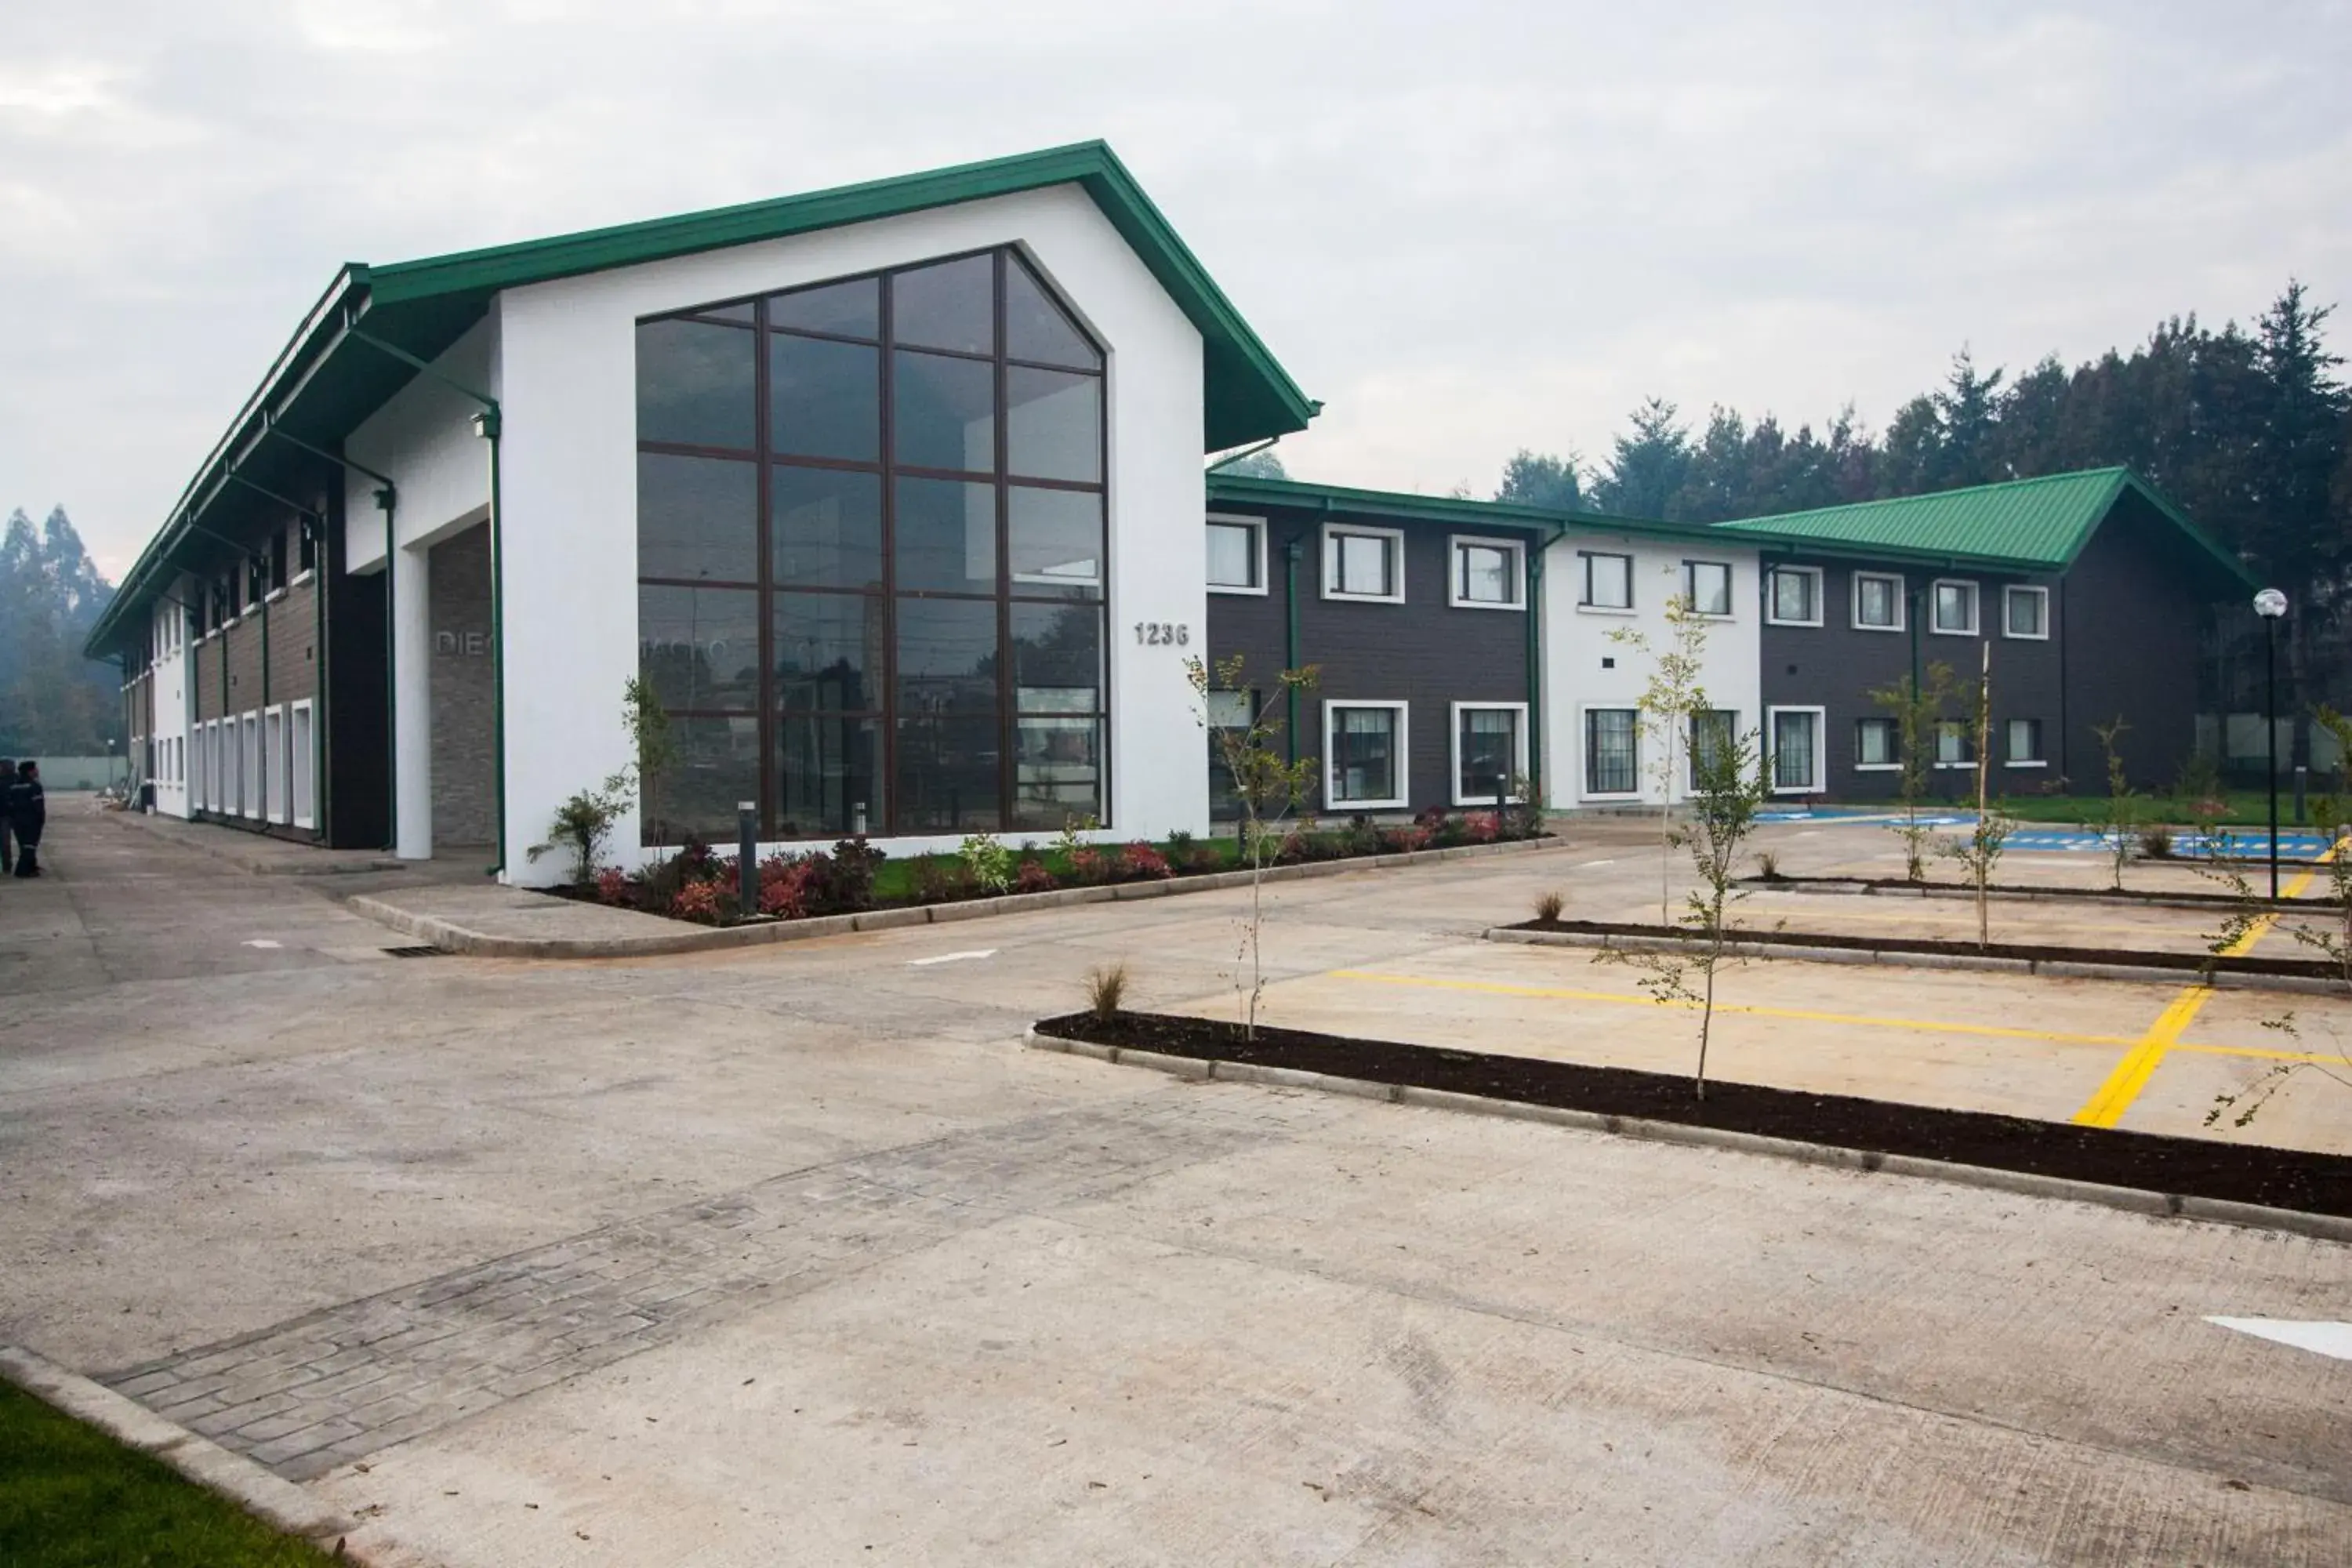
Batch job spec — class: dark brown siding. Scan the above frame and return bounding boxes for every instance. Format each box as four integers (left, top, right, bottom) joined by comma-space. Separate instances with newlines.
2057, 494, 2208, 793
1203, 503, 1537, 813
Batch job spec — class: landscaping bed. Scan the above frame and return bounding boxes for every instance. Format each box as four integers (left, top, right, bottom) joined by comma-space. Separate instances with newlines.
1739, 872, 2332, 908
551, 808, 1546, 928
1035, 1010, 2352, 1218
1497, 915, 2343, 983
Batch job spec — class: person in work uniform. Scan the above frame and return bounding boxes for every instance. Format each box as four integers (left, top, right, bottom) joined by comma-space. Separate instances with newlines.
9, 760, 44, 877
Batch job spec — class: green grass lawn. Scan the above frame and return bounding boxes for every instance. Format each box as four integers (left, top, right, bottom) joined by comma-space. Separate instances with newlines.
0, 1381, 334, 1567
1993, 789, 2339, 828
869, 832, 1248, 900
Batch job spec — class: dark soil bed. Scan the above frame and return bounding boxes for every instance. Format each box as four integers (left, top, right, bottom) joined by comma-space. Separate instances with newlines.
1505, 916, 2343, 982
1744, 872, 2331, 906
1039, 1011, 2352, 1218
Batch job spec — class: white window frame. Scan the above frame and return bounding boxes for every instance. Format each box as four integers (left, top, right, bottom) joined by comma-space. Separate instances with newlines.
1448, 535, 1525, 611
1450, 701, 1529, 805
2002, 584, 2050, 641
1205, 512, 1268, 597
1930, 578, 1980, 637
1323, 700, 1410, 810
290, 699, 317, 828
1680, 559, 1735, 619
240, 711, 261, 818
1578, 704, 1643, 800
1320, 523, 1406, 604
266, 705, 289, 824
2005, 717, 2047, 769
1765, 564, 1824, 627
1766, 706, 1827, 794
1854, 717, 1902, 771
1577, 550, 1635, 614
1850, 571, 1905, 633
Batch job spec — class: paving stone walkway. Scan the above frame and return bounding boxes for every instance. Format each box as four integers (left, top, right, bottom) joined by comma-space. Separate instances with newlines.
104, 1093, 1306, 1479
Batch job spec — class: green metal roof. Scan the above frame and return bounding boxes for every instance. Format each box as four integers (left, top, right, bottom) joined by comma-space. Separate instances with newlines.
1711, 467, 2254, 587
1205, 473, 1737, 546
89, 141, 1315, 655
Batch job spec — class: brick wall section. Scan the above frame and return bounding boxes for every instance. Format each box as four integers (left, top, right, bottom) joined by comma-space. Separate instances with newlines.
430, 524, 496, 847
1206, 503, 1536, 812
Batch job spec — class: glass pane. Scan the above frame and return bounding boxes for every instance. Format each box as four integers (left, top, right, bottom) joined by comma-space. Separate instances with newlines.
1205, 689, 1253, 729
696, 301, 755, 325
654, 715, 763, 846
1008, 486, 1102, 597
1857, 720, 1893, 766
891, 254, 994, 355
1773, 713, 1816, 788
894, 477, 996, 593
895, 595, 1000, 716
1774, 570, 1813, 621
895, 713, 1000, 832
1331, 707, 1396, 803
1459, 709, 1518, 800
768, 336, 880, 462
638, 453, 757, 583
1011, 602, 1102, 712
1330, 532, 1392, 596
2009, 588, 2043, 634
1588, 554, 1630, 608
769, 276, 878, 339
1007, 366, 1102, 482
1014, 717, 1101, 830
1937, 583, 1972, 629
893, 350, 996, 473
1688, 562, 1730, 615
1460, 545, 1512, 603
771, 466, 882, 590
1207, 523, 1258, 589
639, 585, 760, 711
1005, 257, 1100, 370
1587, 710, 1638, 793
775, 713, 882, 839
637, 318, 755, 449
772, 591, 883, 710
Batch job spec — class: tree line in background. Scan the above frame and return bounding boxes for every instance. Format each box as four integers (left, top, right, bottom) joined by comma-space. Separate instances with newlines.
1, 506, 124, 757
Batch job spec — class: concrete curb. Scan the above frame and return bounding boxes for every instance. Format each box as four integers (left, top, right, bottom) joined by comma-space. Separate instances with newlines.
348, 835, 1569, 960
107, 809, 405, 877
1022, 1027, 2352, 1247
1486, 925, 2350, 997
0, 1344, 365, 1549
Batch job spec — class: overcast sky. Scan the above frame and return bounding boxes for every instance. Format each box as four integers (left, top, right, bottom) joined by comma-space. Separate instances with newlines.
6, 0, 2349, 578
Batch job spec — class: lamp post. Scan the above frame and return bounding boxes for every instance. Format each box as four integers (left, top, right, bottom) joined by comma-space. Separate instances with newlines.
2254, 588, 2288, 899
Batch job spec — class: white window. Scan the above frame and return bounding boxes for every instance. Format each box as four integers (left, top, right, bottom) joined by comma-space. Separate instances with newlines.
1681, 560, 1733, 617
1856, 717, 1900, 770
1205, 514, 1266, 595
1580, 551, 1633, 611
266, 706, 289, 823
1852, 572, 1904, 631
1583, 707, 1640, 797
1766, 565, 1822, 626
1452, 702, 1527, 804
2003, 584, 2049, 639
1931, 579, 1980, 635
291, 702, 317, 827
2006, 717, 2045, 767
1325, 702, 1408, 808
1767, 707, 1824, 793
1934, 720, 1973, 768
1687, 710, 1737, 789
1322, 524, 1403, 603
1450, 536, 1524, 609
241, 712, 261, 817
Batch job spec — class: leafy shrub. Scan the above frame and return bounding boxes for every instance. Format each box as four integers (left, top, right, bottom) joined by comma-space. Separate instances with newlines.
1341, 814, 1383, 856
1504, 775, 1546, 840
1535, 889, 1565, 922
911, 855, 972, 904
758, 853, 820, 918
639, 833, 721, 909
2138, 822, 2176, 859
1464, 811, 1503, 844
1068, 847, 1111, 885
1163, 829, 1221, 874
1754, 849, 1783, 880
1272, 828, 1310, 865
959, 833, 1014, 895
807, 837, 885, 913
1117, 841, 1173, 880
1382, 825, 1434, 853
670, 880, 723, 924
528, 771, 634, 885
1087, 960, 1128, 1020
593, 866, 630, 906
1014, 859, 1059, 893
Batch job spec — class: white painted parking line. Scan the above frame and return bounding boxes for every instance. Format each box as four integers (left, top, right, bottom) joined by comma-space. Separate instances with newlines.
2208, 1317, 2352, 1363
908, 949, 997, 967
241, 938, 283, 949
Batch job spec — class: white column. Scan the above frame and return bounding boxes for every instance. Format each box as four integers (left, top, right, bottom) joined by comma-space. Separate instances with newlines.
393, 542, 434, 859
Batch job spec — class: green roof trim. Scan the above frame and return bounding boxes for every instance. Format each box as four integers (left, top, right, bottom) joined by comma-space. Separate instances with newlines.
1712, 467, 2255, 588
90, 140, 1316, 655
369, 139, 1317, 452
1205, 473, 1733, 545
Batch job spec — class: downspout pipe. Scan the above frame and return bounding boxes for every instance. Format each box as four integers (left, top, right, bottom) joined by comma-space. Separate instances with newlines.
346, 324, 506, 877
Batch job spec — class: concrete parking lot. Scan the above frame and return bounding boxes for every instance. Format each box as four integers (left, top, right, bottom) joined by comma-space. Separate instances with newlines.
2, 803, 2350, 1565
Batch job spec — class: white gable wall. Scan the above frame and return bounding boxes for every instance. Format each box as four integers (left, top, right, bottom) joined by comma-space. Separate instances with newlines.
493, 183, 1208, 884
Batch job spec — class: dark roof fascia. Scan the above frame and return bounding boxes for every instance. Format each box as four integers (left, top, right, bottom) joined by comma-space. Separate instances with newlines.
369, 140, 1317, 451
85, 266, 374, 655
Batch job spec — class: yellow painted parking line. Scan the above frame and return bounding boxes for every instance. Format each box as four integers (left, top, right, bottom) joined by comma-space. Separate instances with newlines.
1327, 969, 2148, 1051
2069, 837, 2344, 1127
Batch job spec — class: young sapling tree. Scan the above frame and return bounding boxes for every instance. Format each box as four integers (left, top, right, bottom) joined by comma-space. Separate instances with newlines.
1610, 586, 1712, 924
1186, 653, 1321, 1040
1937, 642, 2013, 947
1868, 661, 1958, 882
2087, 716, 2138, 890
